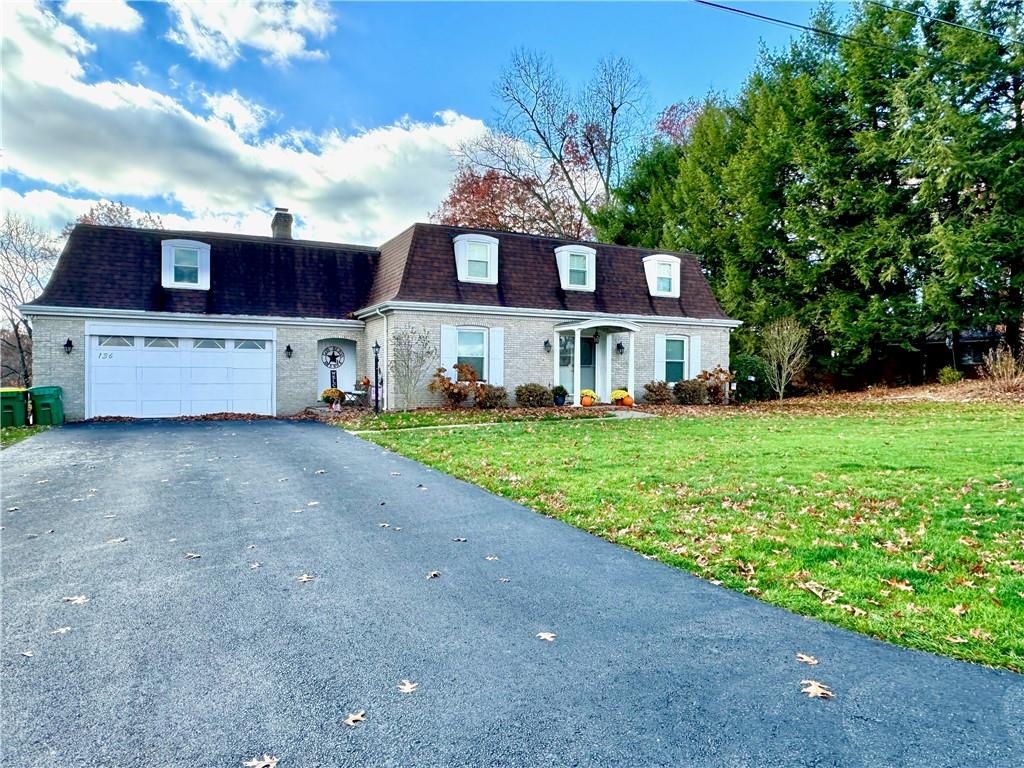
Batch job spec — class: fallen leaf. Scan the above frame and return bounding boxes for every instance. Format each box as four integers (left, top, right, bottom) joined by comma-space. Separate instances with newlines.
314, 469, 327, 475
296, 573, 315, 584
51, 627, 71, 635
242, 755, 279, 768
247, 544, 257, 550
970, 627, 993, 641
945, 635, 969, 644
379, 522, 390, 528
63, 595, 89, 605
22, 650, 33, 657
950, 604, 969, 616
499, 577, 511, 583
397, 679, 419, 694
485, 555, 500, 561
185, 552, 201, 560
800, 680, 834, 699
250, 562, 262, 570
536, 632, 557, 642
306, 501, 320, 507
106, 537, 127, 544
390, 471, 401, 476
452, 537, 467, 543
796, 653, 819, 666
344, 710, 366, 726
425, 571, 441, 579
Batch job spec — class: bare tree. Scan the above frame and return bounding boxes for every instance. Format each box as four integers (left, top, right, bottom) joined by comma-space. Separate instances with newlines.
0, 214, 59, 386
761, 317, 809, 401
389, 329, 438, 410
62, 200, 163, 238
458, 50, 648, 235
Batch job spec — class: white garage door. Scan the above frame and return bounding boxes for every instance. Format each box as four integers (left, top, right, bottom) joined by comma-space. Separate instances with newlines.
88, 334, 274, 418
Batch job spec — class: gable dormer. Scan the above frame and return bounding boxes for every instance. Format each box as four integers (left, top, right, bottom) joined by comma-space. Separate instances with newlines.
554, 245, 596, 292
642, 254, 681, 298
453, 233, 499, 285
161, 239, 211, 290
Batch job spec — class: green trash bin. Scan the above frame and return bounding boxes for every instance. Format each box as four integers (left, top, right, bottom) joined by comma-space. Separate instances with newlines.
1, 387, 29, 427
28, 386, 64, 426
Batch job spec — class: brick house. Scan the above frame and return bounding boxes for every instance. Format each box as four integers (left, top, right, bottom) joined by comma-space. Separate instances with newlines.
24, 209, 740, 419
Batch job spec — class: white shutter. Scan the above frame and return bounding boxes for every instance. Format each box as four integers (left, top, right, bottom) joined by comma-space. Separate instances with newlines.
440, 325, 458, 381
488, 327, 504, 386
654, 334, 666, 381
688, 335, 702, 379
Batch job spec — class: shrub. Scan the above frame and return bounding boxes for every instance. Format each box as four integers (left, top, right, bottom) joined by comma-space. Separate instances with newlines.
937, 366, 964, 386
981, 343, 1024, 392
427, 364, 480, 408
551, 384, 568, 402
731, 355, 772, 403
515, 383, 553, 407
697, 366, 733, 405
475, 384, 508, 409
673, 379, 709, 405
642, 380, 673, 404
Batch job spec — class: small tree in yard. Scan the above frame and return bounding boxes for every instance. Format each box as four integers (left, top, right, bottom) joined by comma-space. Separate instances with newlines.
1, 214, 59, 387
761, 317, 809, 401
389, 329, 437, 410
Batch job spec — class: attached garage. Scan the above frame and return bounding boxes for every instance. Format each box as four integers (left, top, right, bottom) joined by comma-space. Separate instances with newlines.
86, 322, 275, 419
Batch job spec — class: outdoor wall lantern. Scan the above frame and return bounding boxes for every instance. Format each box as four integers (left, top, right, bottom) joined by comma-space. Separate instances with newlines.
63, 338, 74, 354
616, 342, 625, 355
285, 344, 293, 358
543, 339, 552, 353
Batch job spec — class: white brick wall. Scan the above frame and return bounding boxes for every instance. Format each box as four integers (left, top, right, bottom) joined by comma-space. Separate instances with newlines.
29, 311, 732, 418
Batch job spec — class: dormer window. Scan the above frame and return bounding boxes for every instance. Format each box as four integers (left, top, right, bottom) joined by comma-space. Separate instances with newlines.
161, 239, 211, 290
554, 245, 596, 292
643, 254, 680, 298
453, 234, 499, 285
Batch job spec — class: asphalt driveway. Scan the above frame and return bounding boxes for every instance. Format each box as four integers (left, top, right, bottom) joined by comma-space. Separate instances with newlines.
2, 420, 1022, 767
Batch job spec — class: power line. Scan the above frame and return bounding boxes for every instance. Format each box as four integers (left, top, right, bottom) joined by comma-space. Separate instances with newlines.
690, 0, 915, 56
866, 1, 1022, 47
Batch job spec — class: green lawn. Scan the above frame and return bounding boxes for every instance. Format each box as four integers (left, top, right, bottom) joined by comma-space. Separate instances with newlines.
334, 406, 609, 432
367, 401, 1024, 671
1, 425, 48, 448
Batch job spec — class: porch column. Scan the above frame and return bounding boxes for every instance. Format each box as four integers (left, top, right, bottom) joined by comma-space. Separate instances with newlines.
572, 327, 582, 406
603, 333, 612, 403
627, 331, 635, 398
551, 331, 560, 391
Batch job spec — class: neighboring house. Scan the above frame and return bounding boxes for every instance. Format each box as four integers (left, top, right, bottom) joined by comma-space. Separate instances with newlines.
24, 209, 740, 420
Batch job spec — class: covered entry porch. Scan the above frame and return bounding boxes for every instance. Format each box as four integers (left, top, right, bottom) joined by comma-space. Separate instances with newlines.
552, 319, 639, 405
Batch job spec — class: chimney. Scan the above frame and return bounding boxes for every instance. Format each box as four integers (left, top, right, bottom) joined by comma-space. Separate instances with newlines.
271, 207, 293, 239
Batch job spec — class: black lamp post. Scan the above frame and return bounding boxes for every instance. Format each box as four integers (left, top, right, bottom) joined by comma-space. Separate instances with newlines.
372, 341, 381, 414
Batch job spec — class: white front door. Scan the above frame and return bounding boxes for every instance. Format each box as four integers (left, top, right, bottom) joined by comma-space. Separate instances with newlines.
88, 333, 274, 418
317, 339, 357, 395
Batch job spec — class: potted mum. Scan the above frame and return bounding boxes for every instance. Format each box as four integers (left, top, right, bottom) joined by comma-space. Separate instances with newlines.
579, 389, 598, 407
611, 389, 633, 407
320, 387, 345, 411
551, 385, 568, 406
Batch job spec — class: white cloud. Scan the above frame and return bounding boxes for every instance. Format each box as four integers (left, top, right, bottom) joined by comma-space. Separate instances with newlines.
203, 90, 274, 138
165, 0, 334, 68
61, 0, 143, 32
2, 2, 485, 245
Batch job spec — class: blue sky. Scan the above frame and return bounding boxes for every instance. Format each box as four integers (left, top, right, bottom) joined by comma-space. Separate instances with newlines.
4, 1, 839, 244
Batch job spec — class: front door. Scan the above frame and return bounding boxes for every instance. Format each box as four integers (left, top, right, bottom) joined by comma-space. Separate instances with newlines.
318, 339, 356, 395
558, 335, 596, 394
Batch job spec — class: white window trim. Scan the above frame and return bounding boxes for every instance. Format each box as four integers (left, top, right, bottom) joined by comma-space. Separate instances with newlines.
643, 254, 681, 298
554, 245, 596, 292
455, 326, 489, 381
453, 234, 499, 285
663, 335, 687, 384
161, 239, 211, 291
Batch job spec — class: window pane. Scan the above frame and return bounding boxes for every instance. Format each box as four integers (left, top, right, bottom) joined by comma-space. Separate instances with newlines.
580, 339, 594, 366
234, 340, 266, 350
98, 335, 133, 347
467, 241, 489, 260
144, 337, 177, 348
665, 361, 685, 382
657, 276, 673, 292
174, 265, 199, 284
467, 259, 489, 278
569, 268, 587, 286
174, 248, 199, 267
457, 330, 485, 357
658, 262, 672, 277
558, 335, 573, 366
456, 356, 485, 379
193, 338, 225, 349
570, 254, 587, 270
666, 339, 685, 361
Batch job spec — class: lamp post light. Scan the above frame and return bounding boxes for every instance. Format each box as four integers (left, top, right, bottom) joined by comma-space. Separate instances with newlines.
372, 341, 381, 415
63, 338, 74, 354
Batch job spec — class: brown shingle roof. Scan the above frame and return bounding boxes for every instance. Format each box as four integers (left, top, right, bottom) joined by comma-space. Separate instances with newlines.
32, 222, 731, 322
379, 223, 729, 319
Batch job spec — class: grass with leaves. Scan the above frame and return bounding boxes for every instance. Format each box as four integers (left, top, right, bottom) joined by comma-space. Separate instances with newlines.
1, 425, 48, 448
366, 401, 1024, 671
333, 407, 609, 432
